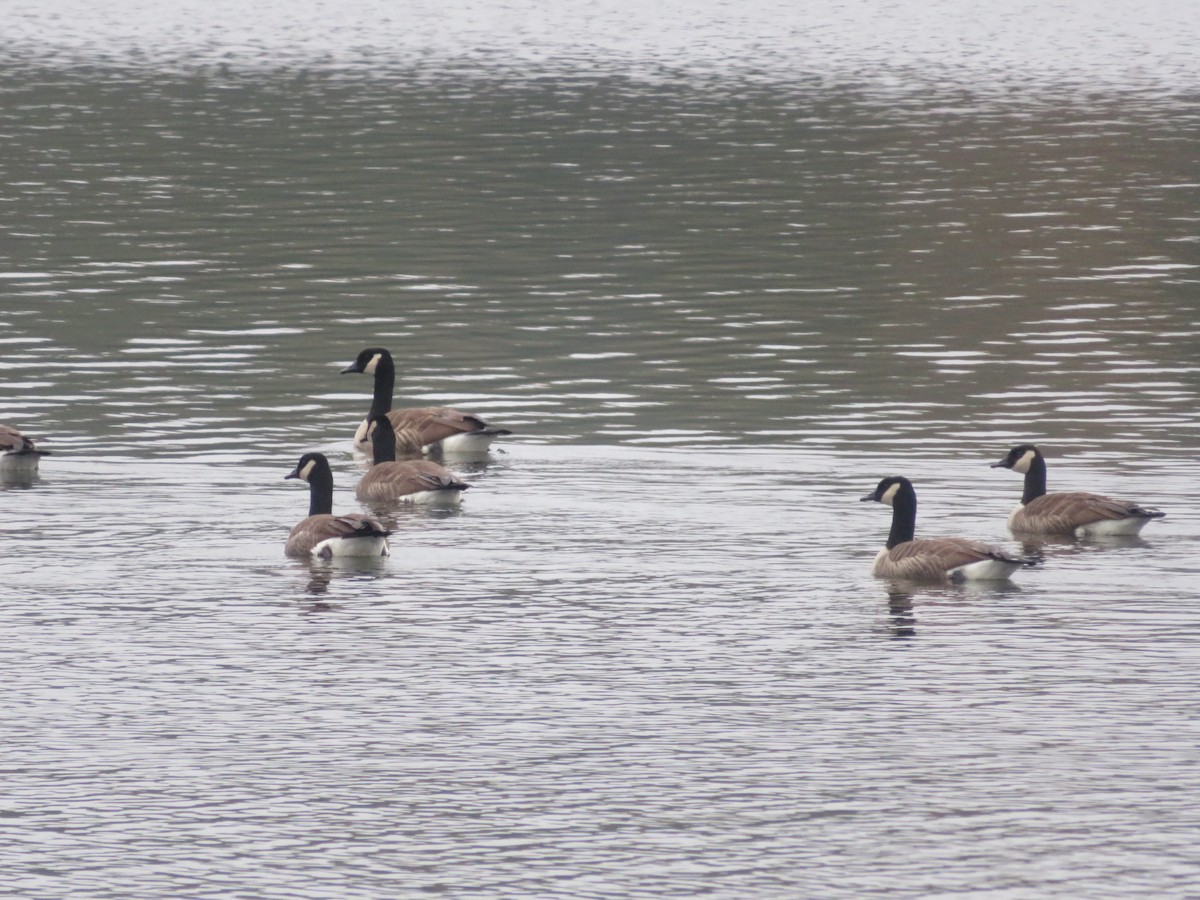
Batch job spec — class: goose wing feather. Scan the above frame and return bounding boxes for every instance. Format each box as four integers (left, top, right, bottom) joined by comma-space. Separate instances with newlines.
407, 459, 470, 490
382, 420, 426, 457
877, 538, 1015, 580
286, 513, 390, 557
1020, 491, 1162, 532
356, 460, 468, 502
386, 408, 509, 443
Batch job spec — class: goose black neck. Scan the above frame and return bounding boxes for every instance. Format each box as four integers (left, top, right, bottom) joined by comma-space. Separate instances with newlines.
367, 354, 395, 418
1022, 455, 1047, 504
371, 417, 397, 465
886, 485, 917, 549
307, 466, 335, 517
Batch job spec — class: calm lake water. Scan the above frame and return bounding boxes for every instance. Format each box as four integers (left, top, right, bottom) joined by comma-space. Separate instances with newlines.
3, 2, 1200, 897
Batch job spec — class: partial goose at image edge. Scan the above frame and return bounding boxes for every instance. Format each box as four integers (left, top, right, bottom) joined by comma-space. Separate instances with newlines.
0, 424, 51, 478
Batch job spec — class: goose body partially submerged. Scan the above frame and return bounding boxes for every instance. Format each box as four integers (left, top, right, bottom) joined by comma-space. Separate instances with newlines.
1, 424, 50, 476
990, 444, 1165, 536
862, 476, 1034, 582
341, 348, 510, 455
356, 415, 470, 506
285, 453, 391, 559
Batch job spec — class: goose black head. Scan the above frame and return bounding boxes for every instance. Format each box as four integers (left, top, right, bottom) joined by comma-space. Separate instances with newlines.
341, 347, 393, 376
991, 444, 1042, 474
860, 475, 912, 506
285, 452, 331, 483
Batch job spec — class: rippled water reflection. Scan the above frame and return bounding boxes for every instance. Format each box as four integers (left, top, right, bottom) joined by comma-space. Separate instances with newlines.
3, 1, 1200, 897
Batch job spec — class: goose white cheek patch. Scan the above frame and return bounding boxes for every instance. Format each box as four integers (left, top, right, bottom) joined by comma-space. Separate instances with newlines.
1013, 449, 1036, 474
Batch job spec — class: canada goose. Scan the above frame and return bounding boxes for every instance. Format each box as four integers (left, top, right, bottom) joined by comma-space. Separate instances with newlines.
341, 347, 511, 454
0, 424, 50, 475
861, 476, 1034, 582
990, 443, 1165, 536
356, 414, 470, 505
284, 452, 391, 559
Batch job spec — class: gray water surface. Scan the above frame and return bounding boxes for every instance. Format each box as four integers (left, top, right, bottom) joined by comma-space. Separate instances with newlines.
3, 2, 1200, 897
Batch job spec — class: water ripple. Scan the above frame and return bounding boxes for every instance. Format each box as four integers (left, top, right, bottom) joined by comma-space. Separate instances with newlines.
2, 17, 1200, 897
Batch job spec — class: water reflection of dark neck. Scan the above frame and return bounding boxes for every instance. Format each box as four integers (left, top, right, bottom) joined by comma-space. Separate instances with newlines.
887, 485, 917, 549
1023, 455, 1048, 504
887, 590, 917, 639
368, 354, 395, 418
306, 566, 332, 596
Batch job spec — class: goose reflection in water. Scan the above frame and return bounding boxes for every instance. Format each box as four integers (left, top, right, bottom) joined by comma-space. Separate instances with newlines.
879, 579, 1026, 639
886, 590, 917, 639
290, 555, 389, 600
1017, 532, 1153, 565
